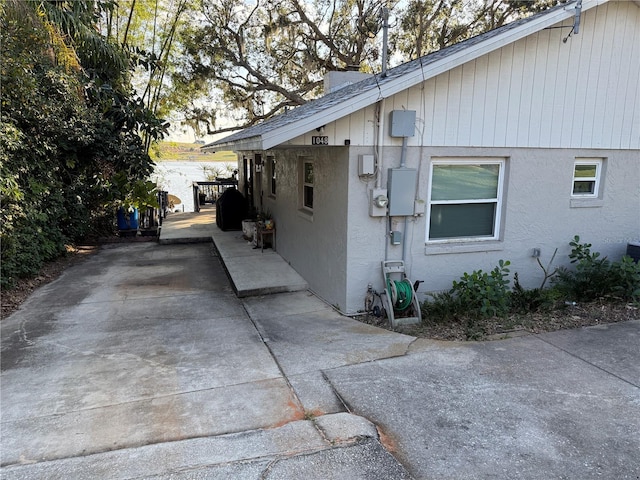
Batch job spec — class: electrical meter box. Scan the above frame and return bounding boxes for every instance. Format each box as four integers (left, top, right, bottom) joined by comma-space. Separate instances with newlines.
358, 154, 375, 176
388, 168, 417, 216
389, 110, 416, 137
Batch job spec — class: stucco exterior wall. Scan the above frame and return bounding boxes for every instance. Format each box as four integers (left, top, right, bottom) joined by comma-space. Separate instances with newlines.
341, 146, 640, 314
228, 1, 639, 315
241, 144, 638, 315
247, 147, 352, 311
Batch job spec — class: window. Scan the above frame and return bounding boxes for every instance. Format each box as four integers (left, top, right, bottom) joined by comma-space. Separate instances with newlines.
572, 159, 602, 197
302, 160, 314, 210
268, 156, 276, 196
427, 159, 505, 241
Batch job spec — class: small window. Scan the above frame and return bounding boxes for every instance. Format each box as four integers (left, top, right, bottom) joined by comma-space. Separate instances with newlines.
303, 161, 314, 209
572, 159, 602, 197
427, 159, 505, 241
268, 156, 276, 196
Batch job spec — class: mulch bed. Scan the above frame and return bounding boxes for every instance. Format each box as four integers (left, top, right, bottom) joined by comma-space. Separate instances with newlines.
357, 299, 639, 341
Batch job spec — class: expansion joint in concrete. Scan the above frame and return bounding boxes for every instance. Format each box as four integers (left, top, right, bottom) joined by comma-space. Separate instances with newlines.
534, 335, 640, 389
240, 305, 307, 423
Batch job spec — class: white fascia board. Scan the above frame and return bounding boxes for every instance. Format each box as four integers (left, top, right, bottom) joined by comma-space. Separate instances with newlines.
209, 136, 264, 152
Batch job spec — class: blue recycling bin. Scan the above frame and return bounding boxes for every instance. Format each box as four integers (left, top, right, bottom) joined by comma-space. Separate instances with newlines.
117, 207, 139, 230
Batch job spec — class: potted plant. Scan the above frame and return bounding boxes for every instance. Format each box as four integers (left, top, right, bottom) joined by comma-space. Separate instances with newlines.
258, 209, 274, 230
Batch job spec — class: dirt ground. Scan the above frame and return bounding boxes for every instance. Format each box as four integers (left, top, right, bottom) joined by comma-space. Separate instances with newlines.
3, 248, 639, 341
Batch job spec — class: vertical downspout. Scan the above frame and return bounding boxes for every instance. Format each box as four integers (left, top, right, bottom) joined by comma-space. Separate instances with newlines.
400, 136, 409, 263
378, 99, 388, 260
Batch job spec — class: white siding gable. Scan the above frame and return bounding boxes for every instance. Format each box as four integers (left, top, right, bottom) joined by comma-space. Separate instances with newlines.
390, 0, 640, 149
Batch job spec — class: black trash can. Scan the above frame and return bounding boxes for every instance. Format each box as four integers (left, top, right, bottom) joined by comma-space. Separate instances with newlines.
215, 187, 248, 231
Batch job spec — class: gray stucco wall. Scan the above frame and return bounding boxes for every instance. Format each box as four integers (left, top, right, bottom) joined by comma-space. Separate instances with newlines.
242, 145, 638, 315
341, 146, 640, 314
251, 147, 352, 311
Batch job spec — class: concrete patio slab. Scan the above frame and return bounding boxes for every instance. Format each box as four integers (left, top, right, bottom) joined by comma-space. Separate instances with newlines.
537, 319, 640, 386
240, 290, 416, 416
3, 233, 638, 480
245, 300, 415, 376
2, 377, 303, 465
0, 415, 408, 480
0, 244, 303, 466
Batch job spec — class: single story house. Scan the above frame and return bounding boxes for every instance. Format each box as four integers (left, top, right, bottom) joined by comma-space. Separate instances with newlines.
204, 0, 640, 315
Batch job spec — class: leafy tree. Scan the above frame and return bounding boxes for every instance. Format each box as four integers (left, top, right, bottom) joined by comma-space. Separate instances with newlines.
177, 0, 556, 135
99, 0, 196, 145
392, 0, 556, 59
1, 0, 167, 288
176, 0, 388, 135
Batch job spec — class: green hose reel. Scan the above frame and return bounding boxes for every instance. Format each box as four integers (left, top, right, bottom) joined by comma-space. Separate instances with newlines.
381, 260, 422, 327
387, 278, 413, 311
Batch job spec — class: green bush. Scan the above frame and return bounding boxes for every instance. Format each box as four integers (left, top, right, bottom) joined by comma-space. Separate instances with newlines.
509, 272, 559, 313
419, 237, 639, 336
421, 291, 464, 322
420, 290, 489, 340
610, 256, 640, 302
450, 259, 511, 318
1, 2, 166, 289
554, 236, 640, 303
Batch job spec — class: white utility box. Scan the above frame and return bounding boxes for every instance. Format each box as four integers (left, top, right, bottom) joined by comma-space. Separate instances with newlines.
358, 154, 375, 176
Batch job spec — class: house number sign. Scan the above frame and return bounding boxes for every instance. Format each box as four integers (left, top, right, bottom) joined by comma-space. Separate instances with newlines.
312, 136, 329, 145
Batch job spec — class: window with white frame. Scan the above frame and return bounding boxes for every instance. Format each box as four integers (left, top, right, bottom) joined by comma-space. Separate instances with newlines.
268, 155, 276, 196
427, 159, 505, 241
572, 159, 602, 197
300, 159, 314, 210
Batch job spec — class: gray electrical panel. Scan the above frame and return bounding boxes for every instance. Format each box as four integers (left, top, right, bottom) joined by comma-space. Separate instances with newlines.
389, 110, 416, 137
388, 168, 417, 216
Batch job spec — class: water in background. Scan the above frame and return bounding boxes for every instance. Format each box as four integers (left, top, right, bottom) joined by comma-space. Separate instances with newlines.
150, 161, 235, 213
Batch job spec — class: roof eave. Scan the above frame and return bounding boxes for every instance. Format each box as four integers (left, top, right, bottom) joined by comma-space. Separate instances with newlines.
203, 136, 264, 152
262, 93, 383, 150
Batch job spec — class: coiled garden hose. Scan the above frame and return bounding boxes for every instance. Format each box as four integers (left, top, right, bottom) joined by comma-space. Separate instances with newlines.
387, 278, 413, 311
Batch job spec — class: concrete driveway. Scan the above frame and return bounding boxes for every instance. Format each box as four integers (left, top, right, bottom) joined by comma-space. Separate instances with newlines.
1, 241, 638, 479
0, 243, 412, 479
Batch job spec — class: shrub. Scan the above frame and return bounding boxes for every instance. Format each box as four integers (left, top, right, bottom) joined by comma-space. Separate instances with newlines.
610, 256, 640, 303
421, 291, 464, 322
509, 272, 557, 313
554, 236, 640, 303
420, 237, 639, 331
450, 260, 511, 318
